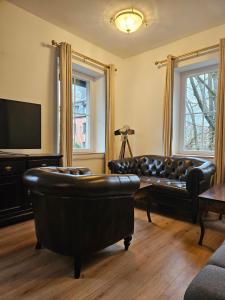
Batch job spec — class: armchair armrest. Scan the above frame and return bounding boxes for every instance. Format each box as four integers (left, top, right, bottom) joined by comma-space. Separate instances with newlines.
186, 161, 216, 196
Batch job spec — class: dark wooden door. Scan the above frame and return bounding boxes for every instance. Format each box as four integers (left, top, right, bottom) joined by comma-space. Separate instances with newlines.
0, 176, 26, 217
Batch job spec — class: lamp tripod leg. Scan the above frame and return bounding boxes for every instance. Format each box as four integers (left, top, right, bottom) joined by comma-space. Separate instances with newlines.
126, 138, 133, 158
119, 138, 126, 159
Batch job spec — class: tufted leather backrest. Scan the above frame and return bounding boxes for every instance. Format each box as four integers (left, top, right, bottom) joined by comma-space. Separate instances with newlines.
108, 155, 206, 181
30, 166, 92, 175
23, 167, 140, 196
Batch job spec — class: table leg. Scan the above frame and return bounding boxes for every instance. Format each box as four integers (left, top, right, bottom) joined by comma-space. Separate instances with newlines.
146, 200, 152, 223
198, 211, 205, 246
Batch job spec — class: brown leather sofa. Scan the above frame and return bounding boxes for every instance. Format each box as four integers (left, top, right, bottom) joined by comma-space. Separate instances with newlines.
108, 155, 216, 223
23, 167, 140, 278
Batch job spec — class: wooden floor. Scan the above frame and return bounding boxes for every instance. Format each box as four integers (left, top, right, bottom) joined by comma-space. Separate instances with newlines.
0, 209, 224, 300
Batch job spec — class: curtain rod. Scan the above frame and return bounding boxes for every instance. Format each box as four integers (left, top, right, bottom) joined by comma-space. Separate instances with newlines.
155, 43, 219, 66
52, 40, 112, 70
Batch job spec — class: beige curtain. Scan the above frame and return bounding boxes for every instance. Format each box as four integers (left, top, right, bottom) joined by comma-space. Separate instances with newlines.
105, 64, 115, 173
59, 43, 73, 166
214, 38, 225, 184
162, 55, 175, 157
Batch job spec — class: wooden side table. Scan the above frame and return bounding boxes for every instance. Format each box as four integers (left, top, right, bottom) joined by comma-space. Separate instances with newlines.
198, 184, 225, 245
134, 178, 153, 223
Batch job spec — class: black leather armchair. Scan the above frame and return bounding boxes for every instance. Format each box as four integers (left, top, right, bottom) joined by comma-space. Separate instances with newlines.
23, 167, 140, 278
108, 155, 216, 223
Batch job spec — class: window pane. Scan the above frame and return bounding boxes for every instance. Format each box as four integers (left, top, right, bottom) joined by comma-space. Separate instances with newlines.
72, 76, 90, 150
73, 116, 88, 149
74, 101, 87, 115
183, 69, 218, 152
184, 114, 203, 151
75, 79, 88, 115
203, 114, 216, 151
185, 78, 202, 114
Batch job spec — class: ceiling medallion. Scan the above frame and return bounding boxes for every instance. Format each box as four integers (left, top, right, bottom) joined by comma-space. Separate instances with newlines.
111, 8, 145, 33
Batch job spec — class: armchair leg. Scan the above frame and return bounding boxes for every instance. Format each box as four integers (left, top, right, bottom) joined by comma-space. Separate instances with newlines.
124, 236, 132, 251
74, 257, 81, 279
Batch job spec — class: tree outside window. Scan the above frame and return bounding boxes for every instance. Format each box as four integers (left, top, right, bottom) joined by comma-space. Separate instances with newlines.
182, 67, 218, 153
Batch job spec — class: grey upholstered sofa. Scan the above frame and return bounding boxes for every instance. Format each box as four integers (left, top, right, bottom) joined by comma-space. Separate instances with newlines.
184, 241, 225, 299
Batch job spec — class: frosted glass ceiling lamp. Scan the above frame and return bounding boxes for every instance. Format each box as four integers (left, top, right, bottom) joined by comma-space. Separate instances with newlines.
111, 8, 145, 33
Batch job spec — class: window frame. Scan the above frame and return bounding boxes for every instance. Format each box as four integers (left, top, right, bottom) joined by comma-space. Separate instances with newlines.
72, 72, 94, 153
178, 64, 218, 157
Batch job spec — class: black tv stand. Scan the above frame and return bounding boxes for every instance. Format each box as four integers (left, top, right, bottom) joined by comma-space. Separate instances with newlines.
0, 153, 62, 227
0, 151, 28, 157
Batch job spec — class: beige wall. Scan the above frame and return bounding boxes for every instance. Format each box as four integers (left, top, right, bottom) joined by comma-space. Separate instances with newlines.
1, 1, 225, 171
121, 24, 225, 156
0, 1, 124, 173
73, 153, 105, 174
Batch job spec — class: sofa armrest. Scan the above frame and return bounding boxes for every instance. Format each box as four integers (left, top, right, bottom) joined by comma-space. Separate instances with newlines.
108, 159, 119, 173
184, 265, 225, 300
186, 161, 216, 196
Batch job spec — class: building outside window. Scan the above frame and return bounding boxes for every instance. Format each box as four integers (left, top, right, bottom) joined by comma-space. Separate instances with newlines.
178, 65, 218, 156
58, 64, 106, 155
72, 76, 91, 151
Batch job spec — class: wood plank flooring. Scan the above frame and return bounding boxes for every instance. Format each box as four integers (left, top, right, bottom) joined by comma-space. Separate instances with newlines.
0, 209, 224, 300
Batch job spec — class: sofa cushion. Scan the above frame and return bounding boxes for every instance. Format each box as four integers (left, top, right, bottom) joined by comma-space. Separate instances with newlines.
140, 176, 187, 193
184, 265, 225, 300
207, 245, 225, 268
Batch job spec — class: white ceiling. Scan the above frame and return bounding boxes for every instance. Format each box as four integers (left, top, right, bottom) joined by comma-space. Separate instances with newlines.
8, 0, 225, 58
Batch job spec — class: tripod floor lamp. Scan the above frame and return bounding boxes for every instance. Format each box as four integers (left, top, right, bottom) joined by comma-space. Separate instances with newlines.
114, 125, 135, 160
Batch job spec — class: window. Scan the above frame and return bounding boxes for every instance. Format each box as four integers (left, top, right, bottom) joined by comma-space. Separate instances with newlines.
72, 75, 91, 151
178, 65, 218, 155
57, 63, 106, 155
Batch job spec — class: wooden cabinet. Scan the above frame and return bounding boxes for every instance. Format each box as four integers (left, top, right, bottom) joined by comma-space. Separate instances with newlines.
0, 153, 62, 227
27, 158, 59, 169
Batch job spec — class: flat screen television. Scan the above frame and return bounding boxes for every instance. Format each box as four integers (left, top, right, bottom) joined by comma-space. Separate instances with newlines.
0, 98, 41, 149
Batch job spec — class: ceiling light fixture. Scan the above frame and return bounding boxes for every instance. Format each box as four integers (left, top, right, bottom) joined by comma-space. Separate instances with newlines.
111, 8, 145, 33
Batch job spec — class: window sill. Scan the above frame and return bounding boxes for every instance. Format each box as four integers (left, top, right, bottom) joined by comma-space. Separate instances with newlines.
73, 152, 105, 160
174, 153, 214, 159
